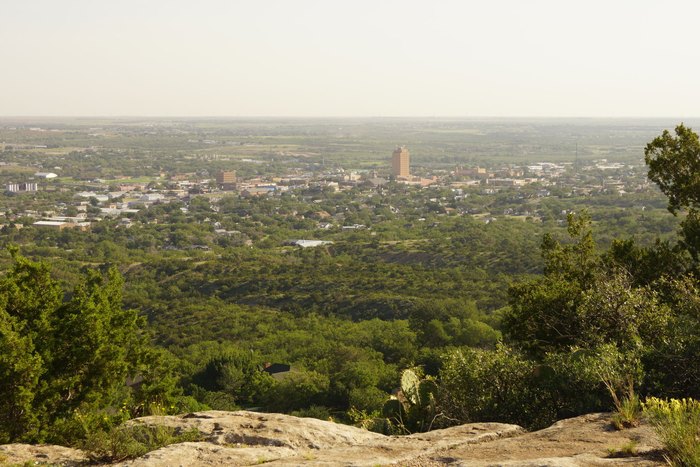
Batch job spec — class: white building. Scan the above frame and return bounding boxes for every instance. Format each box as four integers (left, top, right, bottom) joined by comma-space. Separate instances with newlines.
34, 172, 58, 179
6, 182, 38, 192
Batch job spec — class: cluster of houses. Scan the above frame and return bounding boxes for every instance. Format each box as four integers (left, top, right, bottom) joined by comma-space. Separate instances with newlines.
1, 155, 650, 234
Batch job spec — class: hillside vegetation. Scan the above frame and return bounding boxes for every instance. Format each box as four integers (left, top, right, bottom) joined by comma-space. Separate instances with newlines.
1, 122, 699, 464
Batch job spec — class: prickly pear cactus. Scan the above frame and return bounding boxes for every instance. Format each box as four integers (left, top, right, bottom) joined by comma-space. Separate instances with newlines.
379, 368, 440, 433
417, 379, 438, 408
382, 397, 403, 418
401, 368, 422, 405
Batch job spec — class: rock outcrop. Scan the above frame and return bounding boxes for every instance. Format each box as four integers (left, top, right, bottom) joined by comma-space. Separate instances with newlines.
0, 443, 88, 466
0, 411, 664, 466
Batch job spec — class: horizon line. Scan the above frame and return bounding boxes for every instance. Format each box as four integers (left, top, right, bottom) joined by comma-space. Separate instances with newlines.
0, 115, 698, 120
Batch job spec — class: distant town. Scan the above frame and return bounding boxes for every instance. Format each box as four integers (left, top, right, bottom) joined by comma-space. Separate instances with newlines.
1, 136, 653, 236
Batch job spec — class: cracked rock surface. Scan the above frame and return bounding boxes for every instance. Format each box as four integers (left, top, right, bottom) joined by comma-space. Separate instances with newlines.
0, 411, 664, 466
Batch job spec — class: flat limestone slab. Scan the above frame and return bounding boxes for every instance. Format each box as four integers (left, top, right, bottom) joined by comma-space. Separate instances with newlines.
0, 443, 88, 466
1, 411, 665, 466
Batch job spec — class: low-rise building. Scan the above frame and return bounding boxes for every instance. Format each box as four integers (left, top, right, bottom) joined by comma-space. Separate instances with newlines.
6, 182, 38, 193
34, 172, 58, 179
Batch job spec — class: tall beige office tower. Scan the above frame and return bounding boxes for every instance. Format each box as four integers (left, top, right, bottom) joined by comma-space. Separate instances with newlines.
392, 146, 410, 177
216, 170, 237, 190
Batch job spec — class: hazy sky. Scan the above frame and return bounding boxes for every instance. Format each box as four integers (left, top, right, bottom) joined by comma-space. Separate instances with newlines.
2, 0, 699, 117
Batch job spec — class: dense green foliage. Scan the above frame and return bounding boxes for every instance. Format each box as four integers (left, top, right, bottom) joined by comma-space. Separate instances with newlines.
0, 253, 192, 444
645, 124, 700, 215
430, 125, 700, 433
1, 119, 700, 457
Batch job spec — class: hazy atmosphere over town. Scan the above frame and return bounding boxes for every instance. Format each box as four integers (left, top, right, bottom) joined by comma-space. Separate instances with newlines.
2, 1, 700, 466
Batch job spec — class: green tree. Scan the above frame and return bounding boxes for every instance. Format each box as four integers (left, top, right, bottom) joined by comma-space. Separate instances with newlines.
0, 252, 160, 443
0, 311, 43, 442
190, 349, 274, 408
644, 276, 700, 399
264, 370, 330, 412
644, 124, 700, 215
504, 212, 597, 355
645, 124, 700, 262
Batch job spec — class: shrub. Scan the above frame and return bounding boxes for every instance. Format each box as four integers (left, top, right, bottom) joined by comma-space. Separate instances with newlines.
643, 397, 700, 466
606, 440, 638, 458
576, 344, 643, 429
611, 394, 642, 430
290, 405, 332, 420
349, 386, 389, 414
82, 423, 203, 462
263, 370, 330, 412
546, 344, 643, 429
439, 344, 556, 430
